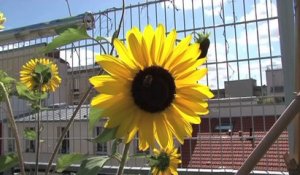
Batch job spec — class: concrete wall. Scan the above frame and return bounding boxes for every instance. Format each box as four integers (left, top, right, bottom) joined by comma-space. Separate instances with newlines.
224, 79, 256, 98
266, 69, 284, 97
2, 119, 148, 167
67, 66, 100, 105
207, 97, 285, 118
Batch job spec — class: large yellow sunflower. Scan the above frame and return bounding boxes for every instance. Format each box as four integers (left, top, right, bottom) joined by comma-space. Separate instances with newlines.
151, 147, 181, 175
20, 58, 61, 92
89, 24, 213, 150
0, 12, 6, 30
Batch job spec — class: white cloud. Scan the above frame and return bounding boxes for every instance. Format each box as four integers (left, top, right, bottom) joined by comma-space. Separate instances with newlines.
161, 0, 228, 12
228, 19, 279, 55
259, 44, 271, 55
203, 0, 229, 17
162, 0, 203, 10
225, 15, 234, 23
240, 0, 277, 21
60, 49, 99, 67
207, 42, 228, 62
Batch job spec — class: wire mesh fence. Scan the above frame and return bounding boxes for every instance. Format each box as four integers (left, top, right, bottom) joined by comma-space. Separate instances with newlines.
0, 0, 289, 174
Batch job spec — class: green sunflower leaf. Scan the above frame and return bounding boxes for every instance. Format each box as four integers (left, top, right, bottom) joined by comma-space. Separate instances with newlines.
44, 27, 90, 53
0, 70, 16, 102
0, 153, 19, 173
77, 156, 110, 175
56, 153, 87, 173
15, 83, 48, 103
15, 83, 36, 101
88, 107, 104, 132
92, 127, 118, 143
38, 92, 48, 100
24, 128, 37, 140
34, 63, 50, 74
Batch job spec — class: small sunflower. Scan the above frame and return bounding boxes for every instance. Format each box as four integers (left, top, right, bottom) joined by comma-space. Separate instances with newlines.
0, 12, 6, 30
89, 24, 213, 150
20, 58, 61, 92
150, 147, 181, 175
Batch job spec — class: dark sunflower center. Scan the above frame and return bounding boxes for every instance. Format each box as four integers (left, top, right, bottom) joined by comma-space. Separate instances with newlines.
131, 66, 176, 113
156, 152, 170, 171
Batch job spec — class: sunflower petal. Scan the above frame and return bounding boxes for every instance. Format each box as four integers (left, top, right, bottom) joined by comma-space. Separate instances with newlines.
115, 114, 134, 139
164, 35, 192, 68
138, 112, 155, 150
160, 29, 176, 65
177, 84, 214, 101
154, 114, 173, 148
152, 24, 165, 65
127, 33, 148, 68
89, 75, 129, 95
173, 98, 202, 124
176, 68, 208, 86
143, 25, 155, 64
114, 39, 140, 69
91, 93, 123, 110
95, 54, 134, 79
171, 105, 193, 136
174, 58, 207, 79
176, 95, 209, 115
168, 43, 200, 73
102, 96, 135, 128
165, 107, 191, 143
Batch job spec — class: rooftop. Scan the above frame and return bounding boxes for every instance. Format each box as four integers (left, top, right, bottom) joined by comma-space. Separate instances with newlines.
15, 105, 90, 122
181, 131, 288, 172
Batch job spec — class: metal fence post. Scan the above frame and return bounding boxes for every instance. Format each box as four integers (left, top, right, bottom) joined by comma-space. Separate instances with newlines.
292, 0, 300, 170
277, 0, 300, 172
277, 0, 297, 168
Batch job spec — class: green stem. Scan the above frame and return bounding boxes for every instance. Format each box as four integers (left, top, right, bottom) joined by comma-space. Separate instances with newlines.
117, 142, 131, 175
35, 97, 42, 175
92, 38, 107, 54
0, 82, 26, 175
110, 0, 125, 55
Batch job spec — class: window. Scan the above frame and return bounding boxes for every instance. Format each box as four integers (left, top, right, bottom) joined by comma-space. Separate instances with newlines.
57, 127, 69, 154
7, 127, 15, 152
270, 86, 284, 93
73, 78, 80, 91
95, 127, 107, 155
25, 127, 36, 153
214, 123, 233, 132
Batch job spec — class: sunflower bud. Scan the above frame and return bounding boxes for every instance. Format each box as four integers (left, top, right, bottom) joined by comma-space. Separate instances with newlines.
195, 32, 210, 59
